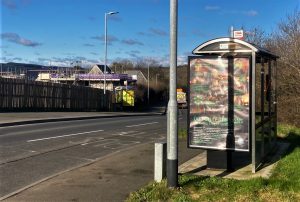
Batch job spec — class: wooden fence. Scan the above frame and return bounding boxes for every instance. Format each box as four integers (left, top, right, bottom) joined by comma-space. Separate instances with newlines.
0, 77, 111, 111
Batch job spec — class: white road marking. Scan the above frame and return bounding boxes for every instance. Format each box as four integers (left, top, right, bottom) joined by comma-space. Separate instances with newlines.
113, 131, 145, 137
94, 140, 119, 148
118, 140, 141, 145
80, 138, 105, 146
27, 129, 104, 142
82, 138, 115, 146
125, 122, 158, 128
118, 131, 136, 135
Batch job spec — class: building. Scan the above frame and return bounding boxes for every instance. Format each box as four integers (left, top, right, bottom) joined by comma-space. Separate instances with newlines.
125, 70, 147, 85
0, 62, 50, 80
36, 64, 137, 91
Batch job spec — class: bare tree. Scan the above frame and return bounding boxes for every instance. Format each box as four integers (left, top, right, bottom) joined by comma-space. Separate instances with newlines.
244, 27, 268, 47
269, 9, 300, 125
111, 59, 135, 73
242, 10, 300, 126
271, 10, 300, 78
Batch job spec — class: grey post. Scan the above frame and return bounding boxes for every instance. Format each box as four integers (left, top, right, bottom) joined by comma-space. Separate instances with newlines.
154, 142, 166, 182
167, 0, 178, 188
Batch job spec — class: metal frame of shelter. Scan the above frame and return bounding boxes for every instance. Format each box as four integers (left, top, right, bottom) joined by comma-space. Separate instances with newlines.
188, 37, 279, 173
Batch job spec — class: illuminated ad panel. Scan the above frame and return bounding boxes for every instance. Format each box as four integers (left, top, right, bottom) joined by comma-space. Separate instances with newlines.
188, 57, 249, 151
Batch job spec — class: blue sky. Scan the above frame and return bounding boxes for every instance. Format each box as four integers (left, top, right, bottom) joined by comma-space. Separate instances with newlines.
1, 0, 299, 66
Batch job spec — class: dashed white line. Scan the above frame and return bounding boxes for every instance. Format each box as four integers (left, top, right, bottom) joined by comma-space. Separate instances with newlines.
27, 129, 104, 142
125, 122, 159, 128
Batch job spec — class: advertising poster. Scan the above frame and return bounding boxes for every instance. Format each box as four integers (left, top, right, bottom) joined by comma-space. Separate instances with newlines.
233, 58, 250, 151
189, 57, 249, 151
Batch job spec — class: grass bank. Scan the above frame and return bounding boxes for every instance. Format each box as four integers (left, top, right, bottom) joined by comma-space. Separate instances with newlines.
127, 124, 300, 202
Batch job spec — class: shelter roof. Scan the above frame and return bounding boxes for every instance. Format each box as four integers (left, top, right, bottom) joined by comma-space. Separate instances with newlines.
192, 37, 278, 59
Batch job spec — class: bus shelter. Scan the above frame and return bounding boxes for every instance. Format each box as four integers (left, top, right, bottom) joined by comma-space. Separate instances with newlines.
188, 37, 278, 173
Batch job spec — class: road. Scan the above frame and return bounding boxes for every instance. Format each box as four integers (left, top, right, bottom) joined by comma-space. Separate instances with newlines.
0, 112, 187, 198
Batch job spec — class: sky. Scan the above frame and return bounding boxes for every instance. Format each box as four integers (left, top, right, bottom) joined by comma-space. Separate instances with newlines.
1, 0, 299, 67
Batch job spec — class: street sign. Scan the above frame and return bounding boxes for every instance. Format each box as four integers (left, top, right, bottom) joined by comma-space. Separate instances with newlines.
234, 30, 244, 39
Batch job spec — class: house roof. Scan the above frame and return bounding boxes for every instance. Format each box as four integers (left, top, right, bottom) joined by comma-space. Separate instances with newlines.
125, 70, 147, 81
89, 64, 112, 74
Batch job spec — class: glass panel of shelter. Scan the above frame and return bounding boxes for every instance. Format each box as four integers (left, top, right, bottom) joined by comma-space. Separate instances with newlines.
255, 56, 277, 170
270, 60, 277, 143
255, 60, 262, 124
255, 56, 266, 169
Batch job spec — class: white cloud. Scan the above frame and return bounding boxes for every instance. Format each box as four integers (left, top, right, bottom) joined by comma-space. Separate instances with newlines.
223, 9, 258, 17
205, 6, 220, 11
243, 10, 258, 16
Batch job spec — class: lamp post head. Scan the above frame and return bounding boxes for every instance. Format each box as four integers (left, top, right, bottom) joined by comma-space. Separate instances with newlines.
107, 11, 119, 15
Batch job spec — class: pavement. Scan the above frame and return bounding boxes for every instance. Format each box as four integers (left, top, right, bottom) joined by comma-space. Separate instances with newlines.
0, 110, 164, 127
0, 111, 290, 201
179, 142, 290, 180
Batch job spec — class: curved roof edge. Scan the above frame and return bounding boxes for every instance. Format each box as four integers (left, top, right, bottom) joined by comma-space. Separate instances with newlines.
192, 37, 278, 58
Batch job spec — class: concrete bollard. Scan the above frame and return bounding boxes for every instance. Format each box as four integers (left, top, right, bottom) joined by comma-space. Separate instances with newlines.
154, 142, 166, 182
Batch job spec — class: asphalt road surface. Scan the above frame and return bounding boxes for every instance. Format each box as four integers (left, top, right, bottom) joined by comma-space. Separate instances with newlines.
0, 111, 187, 198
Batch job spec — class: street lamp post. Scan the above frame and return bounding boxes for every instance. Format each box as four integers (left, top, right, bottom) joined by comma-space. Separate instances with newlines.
104, 11, 119, 94
147, 63, 150, 105
167, 0, 178, 188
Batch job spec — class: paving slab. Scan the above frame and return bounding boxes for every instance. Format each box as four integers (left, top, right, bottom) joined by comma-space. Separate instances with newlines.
179, 142, 290, 180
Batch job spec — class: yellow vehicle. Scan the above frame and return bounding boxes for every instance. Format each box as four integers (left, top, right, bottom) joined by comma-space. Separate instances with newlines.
177, 88, 187, 108
115, 88, 135, 107
122, 90, 135, 107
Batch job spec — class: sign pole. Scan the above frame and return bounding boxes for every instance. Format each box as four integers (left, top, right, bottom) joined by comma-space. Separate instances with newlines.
167, 0, 178, 188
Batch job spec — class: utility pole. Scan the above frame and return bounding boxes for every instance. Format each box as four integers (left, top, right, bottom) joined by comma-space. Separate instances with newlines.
167, 0, 178, 188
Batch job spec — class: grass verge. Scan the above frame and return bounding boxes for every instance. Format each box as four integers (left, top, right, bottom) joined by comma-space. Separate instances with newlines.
127, 124, 300, 202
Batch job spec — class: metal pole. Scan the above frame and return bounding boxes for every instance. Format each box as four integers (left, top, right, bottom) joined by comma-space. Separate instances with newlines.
231, 26, 234, 38
104, 13, 108, 94
167, 0, 178, 188
147, 63, 150, 105
251, 51, 256, 173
